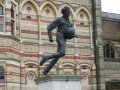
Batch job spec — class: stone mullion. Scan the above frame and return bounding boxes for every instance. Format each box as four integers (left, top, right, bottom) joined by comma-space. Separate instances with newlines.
73, 20, 78, 56
38, 15, 42, 52
38, 15, 43, 77
19, 12, 22, 42
5, 0, 11, 34
89, 21, 94, 72
16, 13, 19, 38
2, 1, 6, 33
89, 21, 93, 47
73, 20, 79, 75
73, 20, 77, 44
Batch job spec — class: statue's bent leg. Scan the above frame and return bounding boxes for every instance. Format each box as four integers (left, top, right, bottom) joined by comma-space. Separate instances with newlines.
41, 32, 66, 75
40, 32, 66, 66
40, 55, 50, 66
40, 51, 65, 66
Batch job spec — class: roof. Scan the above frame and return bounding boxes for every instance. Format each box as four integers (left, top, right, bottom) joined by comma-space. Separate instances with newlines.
102, 12, 120, 41
102, 12, 120, 20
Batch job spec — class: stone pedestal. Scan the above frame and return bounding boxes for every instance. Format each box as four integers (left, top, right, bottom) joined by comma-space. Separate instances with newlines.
35, 75, 83, 90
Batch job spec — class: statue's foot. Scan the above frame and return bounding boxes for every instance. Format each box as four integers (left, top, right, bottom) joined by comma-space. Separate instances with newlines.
40, 56, 49, 66
42, 70, 48, 77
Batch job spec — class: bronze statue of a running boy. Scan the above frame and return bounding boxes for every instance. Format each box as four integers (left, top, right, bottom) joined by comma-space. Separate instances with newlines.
40, 6, 77, 76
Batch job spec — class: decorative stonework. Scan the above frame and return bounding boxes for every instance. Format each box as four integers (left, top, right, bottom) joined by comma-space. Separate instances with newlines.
0, 0, 104, 90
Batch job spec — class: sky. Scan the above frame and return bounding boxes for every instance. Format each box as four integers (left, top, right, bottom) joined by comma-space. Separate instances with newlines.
101, 0, 120, 14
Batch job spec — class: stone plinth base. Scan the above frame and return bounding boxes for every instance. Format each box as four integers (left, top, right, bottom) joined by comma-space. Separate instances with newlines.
35, 75, 83, 90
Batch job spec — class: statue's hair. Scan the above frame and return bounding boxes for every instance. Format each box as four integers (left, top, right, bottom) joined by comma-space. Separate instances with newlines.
61, 6, 70, 14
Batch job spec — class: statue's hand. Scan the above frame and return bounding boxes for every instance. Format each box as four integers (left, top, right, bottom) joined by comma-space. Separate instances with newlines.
48, 35, 53, 42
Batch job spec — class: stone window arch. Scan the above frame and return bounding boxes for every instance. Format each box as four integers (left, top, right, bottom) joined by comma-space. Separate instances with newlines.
80, 63, 91, 70
21, 1, 37, 18
20, 1, 38, 41
41, 4, 56, 19
40, 1, 57, 18
76, 6, 91, 23
21, 1, 38, 20
25, 63, 37, 68
103, 42, 115, 58
76, 7, 92, 44
40, 3, 57, 42
63, 62, 75, 74
79, 9, 89, 26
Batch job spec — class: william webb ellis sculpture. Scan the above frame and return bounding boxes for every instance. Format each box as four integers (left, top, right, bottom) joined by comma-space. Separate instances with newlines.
40, 6, 77, 76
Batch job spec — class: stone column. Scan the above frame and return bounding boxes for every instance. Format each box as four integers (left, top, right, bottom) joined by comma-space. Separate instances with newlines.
35, 75, 83, 90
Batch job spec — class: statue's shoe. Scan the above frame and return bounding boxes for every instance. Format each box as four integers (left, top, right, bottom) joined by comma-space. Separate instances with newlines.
40, 56, 49, 66
72, 34, 77, 38
42, 70, 48, 76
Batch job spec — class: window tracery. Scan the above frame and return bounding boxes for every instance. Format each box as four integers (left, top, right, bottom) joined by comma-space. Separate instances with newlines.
27, 7, 31, 13
0, 5, 3, 15
104, 42, 115, 58
28, 73, 34, 80
11, 6, 15, 35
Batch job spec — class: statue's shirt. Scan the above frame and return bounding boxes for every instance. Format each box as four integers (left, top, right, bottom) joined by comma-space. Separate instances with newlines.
47, 16, 73, 36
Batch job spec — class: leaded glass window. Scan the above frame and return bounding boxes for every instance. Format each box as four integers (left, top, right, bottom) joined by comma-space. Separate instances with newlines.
104, 43, 115, 58
0, 5, 3, 15
11, 7, 15, 35
0, 66, 4, 83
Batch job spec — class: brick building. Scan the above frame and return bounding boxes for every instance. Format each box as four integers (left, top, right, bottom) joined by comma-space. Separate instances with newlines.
102, 12, 120, 90
0, 0, 119, 90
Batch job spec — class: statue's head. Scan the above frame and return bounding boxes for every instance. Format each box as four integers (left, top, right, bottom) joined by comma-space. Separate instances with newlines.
61, 6, 71, 17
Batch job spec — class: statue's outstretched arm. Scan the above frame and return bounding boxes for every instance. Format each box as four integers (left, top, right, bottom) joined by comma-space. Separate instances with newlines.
47, 18, 61, 42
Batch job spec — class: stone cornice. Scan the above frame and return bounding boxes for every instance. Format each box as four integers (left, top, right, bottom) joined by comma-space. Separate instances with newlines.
0, 57, 21, 62
35, 75, 83, 84
102, 17, 120, 22
0, 34, 20, 41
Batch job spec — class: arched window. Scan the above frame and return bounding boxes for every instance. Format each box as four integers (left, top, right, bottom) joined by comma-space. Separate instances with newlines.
80, 13, 84, 25
26, 7, 32, 19
0, 66, 4, 83
0, 5, 3, 15
27, 72, 36, 85
27, 7, 31, 13
11, 6, 15, 35
28, 73, 34, 80
79, 10, 89, 26
103, 43, 115, 58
